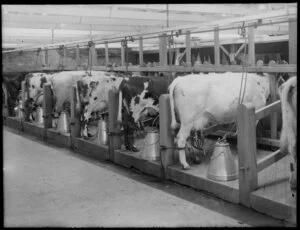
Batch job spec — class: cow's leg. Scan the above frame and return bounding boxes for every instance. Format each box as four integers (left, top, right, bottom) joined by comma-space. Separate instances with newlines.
123, 110, 139, 152
176, 123, 193, 170
289, 140, 297, 190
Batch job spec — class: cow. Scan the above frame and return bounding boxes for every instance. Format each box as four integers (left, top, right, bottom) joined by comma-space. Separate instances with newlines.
278, 76, 297, 189
2, 72, 28, 116
169, 72, 271, 170
117, 75, 173, 152
77, 71, 124, 137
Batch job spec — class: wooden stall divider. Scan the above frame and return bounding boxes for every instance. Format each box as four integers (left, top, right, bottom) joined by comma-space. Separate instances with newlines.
105, 42, 109, 66
43, 83, 53, 141
70, 86, 81, 150
289, 20, 297, 66
121, 41, 125, 67
139, 36, 143, 66
159, 94, 177, 179
248, 26, 255, 66
268, 60, 278, 139
185, 31, 191, 67
214, 27, 220, 66
108, 89, 122, 162
237, 102, 258, 207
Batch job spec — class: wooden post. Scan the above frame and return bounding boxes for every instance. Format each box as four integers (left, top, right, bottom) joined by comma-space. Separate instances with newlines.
237, 103, 258, 207
214, 27, 220, 66
159, 34, 168, 66
108, 89, 122, 162
89, 43, 97, 67
289, 20, 297, 65
121, 42, 125, 67
159, 94, 177, 179
76, 45, 80, 68
20, 81, 26, 130
44, 48, 49, 67
43, 84, 52, 140
269, 61, 278, 139
70, 86, 81, 150
248, 26, 255, 66
63, 46, 67, 67
185, 31, 191, 67
2, 83, 8, 117
139, 36, 143, 66
105, 42, 109, 66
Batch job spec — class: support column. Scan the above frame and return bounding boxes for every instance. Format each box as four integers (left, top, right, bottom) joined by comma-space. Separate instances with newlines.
139, 36, 143, 66
214, 27, 220, 66
121, 42, 125, 67
185, 31, 191, 67
248, 26, 255, 66
289, 20, 297, 64
105, 42, 109, 66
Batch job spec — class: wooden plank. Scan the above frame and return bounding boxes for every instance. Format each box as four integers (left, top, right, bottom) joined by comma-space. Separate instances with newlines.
255, 100, 281, 121
139, 36, 143, 66
90, 65, 297, 73
248, 26, 255, 66
269, 62, 278, 139
185, 31, 191, 67
44, 48, 49, 67
70, 86, 81, 150
75, 45, 80, 67
159, 33, 168, 66
220, 45, 230, 58
237, 103, 258, 207
235, 43, 246, 58
43, 84, 52, 140
159, 94, 177, 178
257, 137, 280, 148
121, 42, 125, 66
105, 42, 109, 66
108, 89, 122, 162
214, 28, 220, 65
75, 138, 108, 162
289, 20, 297, 64
90, 43, 97, 67
46, 128, 71, 148
257, 149, 288, 172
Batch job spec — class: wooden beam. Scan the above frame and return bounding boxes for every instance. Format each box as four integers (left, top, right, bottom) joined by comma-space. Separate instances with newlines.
257, 149, 288, 172
255, 100, 281, 121
220, 45, 230, 58
235, 43, 246, 58
90, 43, 97, 66
159, 33, 168, 66
214, 27, 220, 65
289, 20, 297, 64
237, 103, 258, 207
185, 31, 191, 67
248, 26, 255, 66
104, 42, 109, 66
269, 61, 278, 139
139, 36, 143, 66
121, 42, 125, 66
76, 45, 80, 67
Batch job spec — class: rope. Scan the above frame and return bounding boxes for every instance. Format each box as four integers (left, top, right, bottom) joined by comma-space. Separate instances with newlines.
220, 24, 248, 142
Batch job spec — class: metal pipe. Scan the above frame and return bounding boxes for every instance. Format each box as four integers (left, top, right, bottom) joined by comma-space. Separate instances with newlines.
2, 15, 296, 54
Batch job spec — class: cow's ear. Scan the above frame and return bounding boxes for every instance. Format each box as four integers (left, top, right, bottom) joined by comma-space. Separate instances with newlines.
40, 77, 47, 88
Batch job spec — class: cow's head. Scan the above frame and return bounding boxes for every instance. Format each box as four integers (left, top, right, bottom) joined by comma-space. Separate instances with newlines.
129, 81, 159, 123
27, 73, 48, 105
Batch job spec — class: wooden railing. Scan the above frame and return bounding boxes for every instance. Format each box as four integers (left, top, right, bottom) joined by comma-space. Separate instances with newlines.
237, 99, 287, 207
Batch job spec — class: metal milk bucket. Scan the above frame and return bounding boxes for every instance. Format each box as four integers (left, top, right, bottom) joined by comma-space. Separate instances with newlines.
36, 107, 44, 125
57, 111, 70, 133
96, 120, 108, 145
207, 140, 237, 181
141, 128, 160, 161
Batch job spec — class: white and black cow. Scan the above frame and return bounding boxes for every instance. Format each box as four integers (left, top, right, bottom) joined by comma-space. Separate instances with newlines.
117, 75, 172, 151
169, 72, 271, 169
278, 76, 297, 189
77, 71, 124, 137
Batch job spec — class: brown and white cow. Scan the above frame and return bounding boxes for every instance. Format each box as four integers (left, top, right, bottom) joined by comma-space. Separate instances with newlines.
169, 72, 271, 169
278, 76, 297, 189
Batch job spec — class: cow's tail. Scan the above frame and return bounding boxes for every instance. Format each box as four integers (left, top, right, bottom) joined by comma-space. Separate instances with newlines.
169, 77, 181, 131
117, 90, 123, 123
279, 76, 297, 154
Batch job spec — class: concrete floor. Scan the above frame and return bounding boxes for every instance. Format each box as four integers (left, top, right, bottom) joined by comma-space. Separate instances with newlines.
3, 126, 290, 227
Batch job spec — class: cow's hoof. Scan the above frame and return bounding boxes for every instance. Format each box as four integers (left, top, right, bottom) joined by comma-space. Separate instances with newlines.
181, 163, 191, 170
126, 145, 139, 152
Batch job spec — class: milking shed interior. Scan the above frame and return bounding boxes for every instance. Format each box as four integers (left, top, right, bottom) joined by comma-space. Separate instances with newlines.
2, 4, 297, 225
